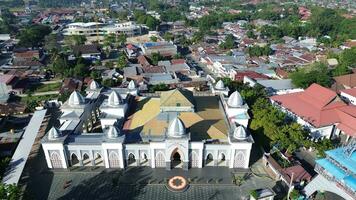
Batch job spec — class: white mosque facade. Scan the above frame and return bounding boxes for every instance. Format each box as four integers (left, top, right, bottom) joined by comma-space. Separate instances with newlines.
42, 81, 253, 170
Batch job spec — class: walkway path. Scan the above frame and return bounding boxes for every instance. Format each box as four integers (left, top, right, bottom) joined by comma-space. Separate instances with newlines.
2, 109, 47, 185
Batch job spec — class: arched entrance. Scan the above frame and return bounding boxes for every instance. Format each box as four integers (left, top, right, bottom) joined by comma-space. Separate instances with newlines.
171, 149, 183, 168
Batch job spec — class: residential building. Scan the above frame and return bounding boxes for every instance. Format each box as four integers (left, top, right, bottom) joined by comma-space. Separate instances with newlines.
270, 84, 356, 141
63, 21, 142, 39
73, 44, 101, 61
140, 42, 177, 57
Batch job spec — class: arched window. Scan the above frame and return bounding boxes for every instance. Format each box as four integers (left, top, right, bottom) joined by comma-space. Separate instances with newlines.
71, 153, 79, 166
94, 153, 104, 166
109, 151, 120, 168
233, 151, 245, 168
128, 153, 136, 166
155, 151, 165, 168
190, 151, 199, 168
82, 153, 91, 166
218, 153, 226, 166
206, 153, 214, 166
140, 153, 148, 165
50, 152, 62, 168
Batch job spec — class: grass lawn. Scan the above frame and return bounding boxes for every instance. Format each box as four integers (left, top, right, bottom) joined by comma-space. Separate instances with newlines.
20, 94, 59, 103
27, 82, 62, 93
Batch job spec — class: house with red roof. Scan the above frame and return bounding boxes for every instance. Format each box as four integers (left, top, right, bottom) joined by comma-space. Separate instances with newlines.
270, 84, 356, 141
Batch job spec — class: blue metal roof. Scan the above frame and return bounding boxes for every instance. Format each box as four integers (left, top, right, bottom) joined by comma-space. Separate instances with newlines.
326, 147, 356, 174
344, 175, 356, 191
316, 158, 347, 180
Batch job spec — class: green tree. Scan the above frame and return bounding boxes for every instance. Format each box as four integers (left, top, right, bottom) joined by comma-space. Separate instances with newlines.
219, 34, 235, 49
0, 184, 22, 200
332, 64, 350, 76
116, 54, 127, 69
163, 32, 174, 41
314, 139, 334, 157
103, 33, 116, 48
117, 33, 127, 46
248, 45, 273, 57
149, 83, 169, 92
17, 25, 52, 47
150, 36, 158, 42
150, 52, 164, 65
290, 62, 332, 88
146, 16, 160, 31
339, 47, 356, 68
64, 35, 87, 47
58, 91, 71, 102
73, 58, 89, 77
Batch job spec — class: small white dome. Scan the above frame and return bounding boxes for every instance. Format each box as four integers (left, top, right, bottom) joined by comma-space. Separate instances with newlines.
89, 80, 100, 90
108, 91, 123, 106
107, 126, 120, 138
233, 125, 247, 140
48, 127, 61, 140
215, 80, 225, 90
167, 117, 186, 137
227, 91, 243, 107
128, 80, 136, 90
68, 91, 85, 106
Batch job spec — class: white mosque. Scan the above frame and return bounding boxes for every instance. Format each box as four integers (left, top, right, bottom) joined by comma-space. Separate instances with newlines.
42, 80, 253, 170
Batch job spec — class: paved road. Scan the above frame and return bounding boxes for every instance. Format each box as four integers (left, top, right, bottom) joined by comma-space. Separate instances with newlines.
186, 54, 217, 79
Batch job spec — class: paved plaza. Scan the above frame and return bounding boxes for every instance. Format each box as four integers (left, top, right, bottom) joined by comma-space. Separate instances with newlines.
42, 167, 278, 200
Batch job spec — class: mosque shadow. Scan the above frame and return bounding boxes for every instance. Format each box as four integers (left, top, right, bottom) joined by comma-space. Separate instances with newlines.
189, 119, 220, 141
58, 167, 150, 200
19, 145, 55, 200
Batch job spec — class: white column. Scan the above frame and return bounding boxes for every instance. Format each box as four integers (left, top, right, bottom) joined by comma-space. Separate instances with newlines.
244, 149, 251, 169
60, 147, 68, 169
198, 148, 203, 168
118, 147, 124, 168
103, 149, 110, 168
151, 148, 156, 168
43, 147, 52, 168
229, 148, 235, 168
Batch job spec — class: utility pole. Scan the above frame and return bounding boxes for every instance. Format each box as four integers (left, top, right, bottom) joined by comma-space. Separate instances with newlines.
287, 172, 294, 200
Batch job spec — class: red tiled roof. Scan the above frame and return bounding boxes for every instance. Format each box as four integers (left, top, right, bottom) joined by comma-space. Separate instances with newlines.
275, 68, 289, 79
137, 55, 150, 68
171, 59, 185, 65
14, 50, 39, 58
282, 165, 312, 183
126, 44, 135, 50
234, 71, 270, 81
0, 75, 15, 84
270, 84, 356, 136
333, 73, 356, 89
142, 66, 165, 73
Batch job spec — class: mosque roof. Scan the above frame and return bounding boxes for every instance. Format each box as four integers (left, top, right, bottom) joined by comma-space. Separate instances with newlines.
160, 89, 195, 108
